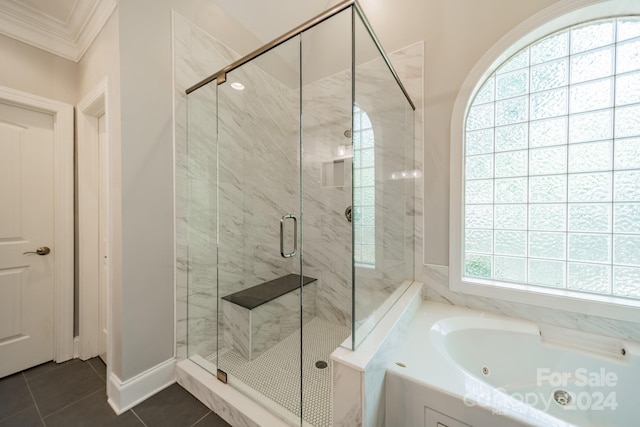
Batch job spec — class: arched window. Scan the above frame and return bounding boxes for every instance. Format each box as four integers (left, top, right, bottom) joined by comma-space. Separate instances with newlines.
353, 106, 375, 266
459, 16, 640, 303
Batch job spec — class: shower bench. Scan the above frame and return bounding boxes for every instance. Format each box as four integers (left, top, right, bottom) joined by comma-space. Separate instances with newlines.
221, 274, 317, 360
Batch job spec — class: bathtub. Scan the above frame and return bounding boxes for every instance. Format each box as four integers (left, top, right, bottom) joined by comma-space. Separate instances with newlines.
385, 302, 640, 427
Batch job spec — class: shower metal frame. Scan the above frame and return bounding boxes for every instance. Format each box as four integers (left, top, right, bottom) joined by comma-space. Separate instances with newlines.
185, 0, 415, 111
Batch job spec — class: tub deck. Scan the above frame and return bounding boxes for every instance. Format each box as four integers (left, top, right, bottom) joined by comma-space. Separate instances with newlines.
386, 301, 639, 427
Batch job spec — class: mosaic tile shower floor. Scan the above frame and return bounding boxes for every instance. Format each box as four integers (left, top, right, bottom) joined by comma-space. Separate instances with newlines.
207, 317, 350, 427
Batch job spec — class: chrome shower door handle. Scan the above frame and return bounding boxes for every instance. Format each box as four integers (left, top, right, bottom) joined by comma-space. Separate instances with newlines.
280, 214, 297, 258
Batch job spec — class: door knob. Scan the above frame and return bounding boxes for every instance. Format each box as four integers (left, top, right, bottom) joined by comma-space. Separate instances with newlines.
23, 246, 51, 256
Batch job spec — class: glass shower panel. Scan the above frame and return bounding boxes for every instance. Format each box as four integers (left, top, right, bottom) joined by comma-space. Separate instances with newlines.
186, 82, 218, 369
216, 36, 303, 422
352, 10, 415, 348
300, 8, 353, 426
185, 4, 416, 425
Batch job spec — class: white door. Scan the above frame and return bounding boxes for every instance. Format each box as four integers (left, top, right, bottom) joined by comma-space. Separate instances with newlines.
77, 81, 109, 363
98, 114, 108, 362
0, 101, 56, 378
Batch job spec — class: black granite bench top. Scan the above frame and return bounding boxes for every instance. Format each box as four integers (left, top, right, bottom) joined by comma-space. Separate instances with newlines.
221, 273, 317, 310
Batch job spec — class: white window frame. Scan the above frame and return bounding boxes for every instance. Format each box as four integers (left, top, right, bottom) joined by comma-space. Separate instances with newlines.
450, 0, 640, 323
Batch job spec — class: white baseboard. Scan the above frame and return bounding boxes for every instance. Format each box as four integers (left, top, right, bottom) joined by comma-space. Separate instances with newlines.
107, 358, 176, 414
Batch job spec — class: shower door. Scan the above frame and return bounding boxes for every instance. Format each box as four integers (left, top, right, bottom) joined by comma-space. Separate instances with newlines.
215, 36, 305, 422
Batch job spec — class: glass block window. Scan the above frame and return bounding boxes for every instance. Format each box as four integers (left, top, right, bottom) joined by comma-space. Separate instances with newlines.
353, 106, 375, 266
464, 16, 640, 299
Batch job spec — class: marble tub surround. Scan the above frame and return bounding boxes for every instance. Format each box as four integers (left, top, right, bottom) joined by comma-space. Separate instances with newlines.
423, 264, 640, 343
331, 281, 423, 427
222, 279, 317, 361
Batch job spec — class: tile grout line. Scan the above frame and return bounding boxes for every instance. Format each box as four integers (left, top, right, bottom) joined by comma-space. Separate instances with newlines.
86, 359, 107, 381
190, 410, 212, 427
39, 388, 104, 422
23, 361, 73, 382
0, 407, 42, 425
22, 372, 46, 427
130, 408, 149, 427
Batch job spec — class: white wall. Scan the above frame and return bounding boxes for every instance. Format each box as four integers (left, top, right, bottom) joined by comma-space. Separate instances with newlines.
117, 0, 175, 381
0, 33, 77, 104
78, 12, 120, 101
76, 10, 122, 375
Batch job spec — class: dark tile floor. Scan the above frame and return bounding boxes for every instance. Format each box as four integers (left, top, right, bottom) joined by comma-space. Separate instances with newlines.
0, 358, 231, 427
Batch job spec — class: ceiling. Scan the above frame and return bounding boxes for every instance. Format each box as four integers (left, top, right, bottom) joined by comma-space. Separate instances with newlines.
214, 0, 337, 44
0, 0, 117, 62
0, 0, 348, 63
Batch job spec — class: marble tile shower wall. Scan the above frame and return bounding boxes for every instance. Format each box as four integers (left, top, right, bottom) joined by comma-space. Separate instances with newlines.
301, 72, 353, 328
300, 56, 416, 331
355, 57, 416, 326
397, 43, 425, 282
185, 84, 218, 358
216, 57, 300, 339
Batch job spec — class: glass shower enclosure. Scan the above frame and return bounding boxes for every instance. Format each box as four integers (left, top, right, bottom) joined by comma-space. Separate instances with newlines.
185, 1, 415, 425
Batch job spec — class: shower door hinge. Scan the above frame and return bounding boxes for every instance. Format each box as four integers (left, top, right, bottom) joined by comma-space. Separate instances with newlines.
216, 73, 226, 85
217, 368, 228, 384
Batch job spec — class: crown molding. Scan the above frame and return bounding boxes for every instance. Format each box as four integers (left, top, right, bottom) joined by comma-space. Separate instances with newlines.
0, 0, 117, 62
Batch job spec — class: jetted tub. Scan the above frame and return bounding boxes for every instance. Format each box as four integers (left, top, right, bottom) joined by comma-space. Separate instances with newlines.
386, 302, 640, 427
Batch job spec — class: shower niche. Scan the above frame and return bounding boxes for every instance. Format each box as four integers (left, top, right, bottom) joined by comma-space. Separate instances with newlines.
185, 1, 415, 425
321, 159, 346, 188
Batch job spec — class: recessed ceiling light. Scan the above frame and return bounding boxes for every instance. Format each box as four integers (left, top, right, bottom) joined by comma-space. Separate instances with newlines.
230, 82, 245, 91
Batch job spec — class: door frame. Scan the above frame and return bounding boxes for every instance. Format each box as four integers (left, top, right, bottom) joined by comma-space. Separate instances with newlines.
0, 85, 74, 362
77, 78, 111, 360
